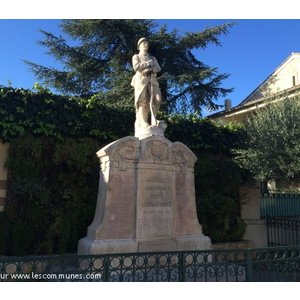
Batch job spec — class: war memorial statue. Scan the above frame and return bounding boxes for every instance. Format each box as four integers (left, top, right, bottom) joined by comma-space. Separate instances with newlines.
131, 37, 162, 128
131, 37, 167, 139
78, 37, 211, 255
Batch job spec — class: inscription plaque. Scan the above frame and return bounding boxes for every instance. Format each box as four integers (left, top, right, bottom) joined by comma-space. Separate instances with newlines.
144, 177, 172, 207
137, 173, 175, 238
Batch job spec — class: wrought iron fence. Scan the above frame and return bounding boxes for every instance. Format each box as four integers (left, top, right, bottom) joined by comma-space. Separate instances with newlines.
260, 193, 300, 247
1, 246, 300, 282
267, 217, 300, 247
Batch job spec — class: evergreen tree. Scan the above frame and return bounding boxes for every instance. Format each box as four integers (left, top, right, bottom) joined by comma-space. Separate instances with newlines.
25, 19, 233, 114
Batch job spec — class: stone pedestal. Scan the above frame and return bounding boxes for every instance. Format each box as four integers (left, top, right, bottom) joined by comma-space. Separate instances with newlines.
78, 134, 211, 255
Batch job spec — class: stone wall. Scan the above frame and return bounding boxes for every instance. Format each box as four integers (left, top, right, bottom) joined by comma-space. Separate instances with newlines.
212, 240, 254, 251
240, 179, 267, 248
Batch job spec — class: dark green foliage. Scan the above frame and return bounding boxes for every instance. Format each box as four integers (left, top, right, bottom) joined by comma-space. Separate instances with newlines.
25, 19, 233, 115
0, 86, 134, 143
196, 154, 246, 242
0, 213, 12, 254
0, 85, 84, 140
0, 87, 245, 254
2, 135, 99, 255
164, 114, 243, 154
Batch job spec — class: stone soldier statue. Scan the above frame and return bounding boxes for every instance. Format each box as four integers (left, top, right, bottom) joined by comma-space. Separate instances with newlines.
131, 37, 162, 129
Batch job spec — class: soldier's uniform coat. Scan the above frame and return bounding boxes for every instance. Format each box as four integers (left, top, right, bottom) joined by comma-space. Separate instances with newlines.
131, 53, 161, 112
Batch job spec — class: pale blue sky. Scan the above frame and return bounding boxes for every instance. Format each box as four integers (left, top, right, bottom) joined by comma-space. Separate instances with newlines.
1, 19, 300, 114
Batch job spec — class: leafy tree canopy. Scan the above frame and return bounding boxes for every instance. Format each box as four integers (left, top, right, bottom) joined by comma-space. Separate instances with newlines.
233, 95, 300, 182
25, 19, 233, 115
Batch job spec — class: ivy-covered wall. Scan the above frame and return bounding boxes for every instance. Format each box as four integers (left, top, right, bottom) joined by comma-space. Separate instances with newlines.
0, 87, 245, 255
2, 136, 99, 255
0, 86, 135, 142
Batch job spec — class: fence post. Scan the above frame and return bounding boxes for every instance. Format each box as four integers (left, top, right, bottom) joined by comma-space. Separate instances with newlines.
103, 255, 110, 282
178, 252, 184, 282
245, 249, 253, 282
